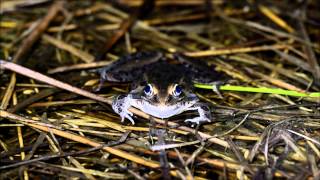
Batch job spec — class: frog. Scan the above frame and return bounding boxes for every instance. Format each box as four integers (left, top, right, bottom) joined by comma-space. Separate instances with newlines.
98, 51, 224, 125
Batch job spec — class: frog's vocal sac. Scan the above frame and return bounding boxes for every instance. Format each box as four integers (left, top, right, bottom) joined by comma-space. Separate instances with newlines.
98, 51, 222, 125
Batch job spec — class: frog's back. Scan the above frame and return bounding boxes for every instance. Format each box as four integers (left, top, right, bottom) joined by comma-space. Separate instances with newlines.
144, 62, 192, 89
98, 51, 225, 88
174, 53, 224, 84
98, 51, 164, 82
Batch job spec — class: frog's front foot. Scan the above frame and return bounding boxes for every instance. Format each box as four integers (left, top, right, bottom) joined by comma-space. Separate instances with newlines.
185, 103, 211, 126
112, 95, 135, 125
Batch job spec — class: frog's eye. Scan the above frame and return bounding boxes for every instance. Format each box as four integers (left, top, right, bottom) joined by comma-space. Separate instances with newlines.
144, 84, 153, 96
173, 84, 182, 97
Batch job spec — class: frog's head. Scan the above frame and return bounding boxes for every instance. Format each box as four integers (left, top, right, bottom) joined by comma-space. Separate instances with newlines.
128, 63, 199, 118
133, 82, 197, 118
138, 63, 196, 106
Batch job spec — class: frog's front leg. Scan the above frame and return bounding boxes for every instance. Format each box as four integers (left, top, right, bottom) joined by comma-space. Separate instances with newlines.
112, 94, 135, 125
185, 103, 211, 125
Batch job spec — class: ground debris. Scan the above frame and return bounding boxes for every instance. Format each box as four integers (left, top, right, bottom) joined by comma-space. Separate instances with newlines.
1, 1, 319, 179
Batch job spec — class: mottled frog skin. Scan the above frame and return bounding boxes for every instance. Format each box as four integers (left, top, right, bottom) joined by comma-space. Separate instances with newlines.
98, 51, 222, 125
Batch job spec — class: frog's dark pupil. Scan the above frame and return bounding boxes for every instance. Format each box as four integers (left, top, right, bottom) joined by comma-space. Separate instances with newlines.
175, 85, 182, 94
144, 85, 151, 94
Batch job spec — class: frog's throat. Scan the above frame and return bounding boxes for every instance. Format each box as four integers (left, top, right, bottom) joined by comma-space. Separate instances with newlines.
131, 100, 197, 119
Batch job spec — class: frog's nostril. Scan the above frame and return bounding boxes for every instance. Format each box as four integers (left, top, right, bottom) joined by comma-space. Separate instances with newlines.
166, 96, 173, 103
153, 96, 160, 103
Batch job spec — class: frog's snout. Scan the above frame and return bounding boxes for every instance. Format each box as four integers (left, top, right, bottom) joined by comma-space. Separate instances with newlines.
157, 92, 171, 106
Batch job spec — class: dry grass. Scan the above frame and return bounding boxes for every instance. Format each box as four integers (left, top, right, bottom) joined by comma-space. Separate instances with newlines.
0, 0, 319, 179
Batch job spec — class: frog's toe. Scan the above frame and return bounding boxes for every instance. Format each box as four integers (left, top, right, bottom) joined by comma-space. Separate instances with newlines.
125, 113, 135, 125
185, 117, 210, 125
127, 111, 133, 117
119, 111, 135, 125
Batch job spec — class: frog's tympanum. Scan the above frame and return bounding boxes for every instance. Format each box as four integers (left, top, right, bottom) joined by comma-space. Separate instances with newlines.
98, 51, 223, 125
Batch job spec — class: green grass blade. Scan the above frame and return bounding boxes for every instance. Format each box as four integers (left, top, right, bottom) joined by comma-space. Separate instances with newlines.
194, 84, 320, 98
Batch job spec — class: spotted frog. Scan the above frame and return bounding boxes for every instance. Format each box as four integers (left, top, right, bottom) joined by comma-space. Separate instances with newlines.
98, 51, 223, 125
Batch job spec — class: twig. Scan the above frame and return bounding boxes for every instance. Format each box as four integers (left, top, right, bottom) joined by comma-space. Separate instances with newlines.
184, 44, 288, 57
42, 34, 94, 63
95, 0, 155, 60
0, 110, 161, 169
12, 1, 64, 64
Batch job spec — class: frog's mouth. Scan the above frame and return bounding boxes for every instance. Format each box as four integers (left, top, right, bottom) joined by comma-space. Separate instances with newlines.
132, 100, 196, 119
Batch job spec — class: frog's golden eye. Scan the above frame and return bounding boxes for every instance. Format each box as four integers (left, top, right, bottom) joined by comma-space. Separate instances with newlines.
172, 84, 182, 97
144, 84, 153, 96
